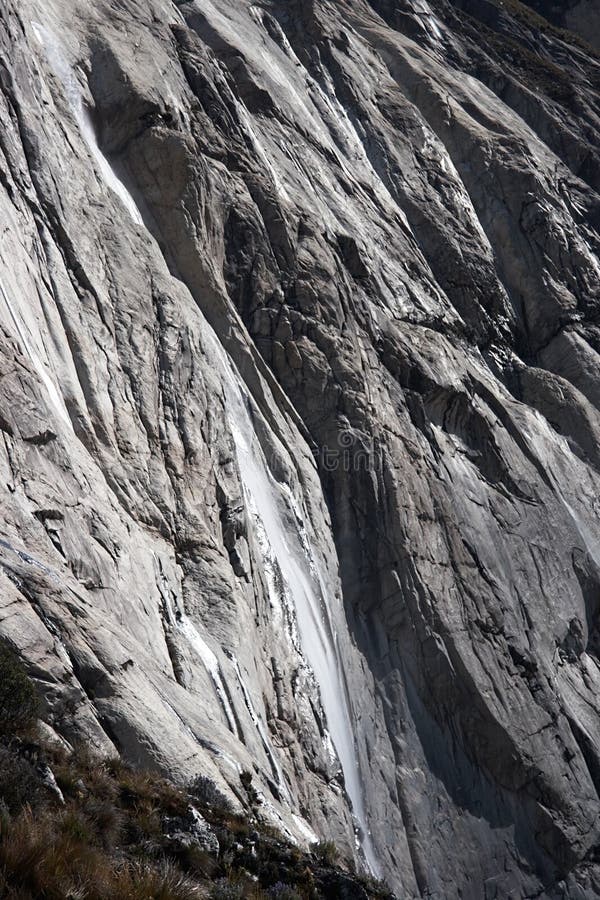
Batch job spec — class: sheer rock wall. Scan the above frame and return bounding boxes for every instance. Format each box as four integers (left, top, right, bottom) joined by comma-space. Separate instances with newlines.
1, 0, 600, 896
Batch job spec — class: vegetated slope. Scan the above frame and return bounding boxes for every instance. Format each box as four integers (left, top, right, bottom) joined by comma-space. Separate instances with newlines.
519, 0, 600, 51
1, 0, 600, 897
0, 643, 391, 899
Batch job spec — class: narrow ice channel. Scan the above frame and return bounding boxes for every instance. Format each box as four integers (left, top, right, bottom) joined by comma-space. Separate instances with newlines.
214, 341, 379, 875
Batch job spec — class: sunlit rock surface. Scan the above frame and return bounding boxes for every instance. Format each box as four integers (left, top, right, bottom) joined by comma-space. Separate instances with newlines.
1, 0, 600, 896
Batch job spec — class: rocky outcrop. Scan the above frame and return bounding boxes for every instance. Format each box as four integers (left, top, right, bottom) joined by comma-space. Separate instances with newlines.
1, 0, 600, 896
162, 806, 220, 856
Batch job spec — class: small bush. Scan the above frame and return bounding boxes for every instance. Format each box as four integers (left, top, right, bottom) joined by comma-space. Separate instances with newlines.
0, 642, 39, 737
115, 764, 187, 817
357, 873, 396, 898
0, 747, 47, 813
0, 800, 10, 832
59, 808, 94, 844
267, 881, 303, 899
209, 878, 246, 900
239, 770, 260, 808
189, 774, 233, 813
55, 748, 119, 804
311, 840, 339, 866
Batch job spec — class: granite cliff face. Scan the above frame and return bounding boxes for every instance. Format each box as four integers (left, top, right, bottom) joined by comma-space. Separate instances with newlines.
1, 0, 600, 896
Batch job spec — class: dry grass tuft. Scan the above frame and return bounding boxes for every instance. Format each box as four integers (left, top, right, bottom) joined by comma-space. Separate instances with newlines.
0, 808, 202, 899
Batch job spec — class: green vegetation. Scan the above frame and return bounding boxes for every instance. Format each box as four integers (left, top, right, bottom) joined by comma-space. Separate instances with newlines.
0, 643, 39, 738
0, 644, 394, 898
311, 841, 339, 866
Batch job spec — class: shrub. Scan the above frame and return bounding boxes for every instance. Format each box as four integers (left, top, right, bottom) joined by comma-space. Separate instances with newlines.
55, 748, 119, 804
311, 840, 339, 866
209, 878, 246, 900
239, 770, 260, 808
189, 774, 233, 813
267, 881, 303, 899
356, 873, 396, 898
0, 642, 39, 737
115, 764, 187, 817
0, 746, 47, 812
0, 726, 381, 900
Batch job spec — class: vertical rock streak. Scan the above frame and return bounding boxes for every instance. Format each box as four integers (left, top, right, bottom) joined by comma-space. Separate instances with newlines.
216, 340, 379, 874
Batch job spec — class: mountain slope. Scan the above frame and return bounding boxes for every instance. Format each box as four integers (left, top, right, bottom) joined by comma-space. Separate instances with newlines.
1, 0, 600, 896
